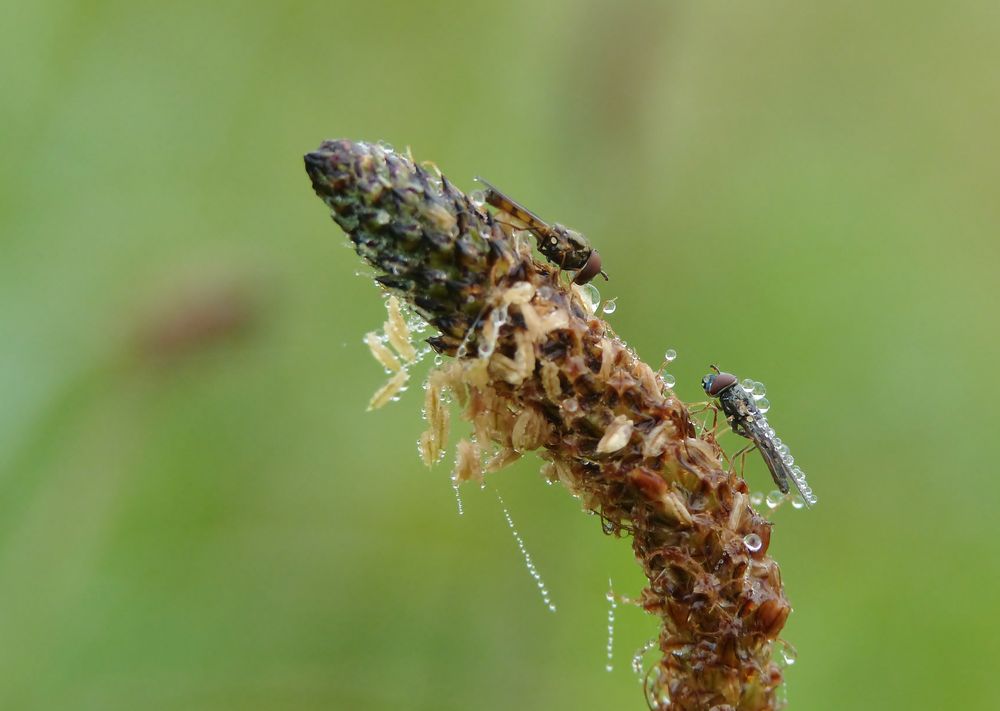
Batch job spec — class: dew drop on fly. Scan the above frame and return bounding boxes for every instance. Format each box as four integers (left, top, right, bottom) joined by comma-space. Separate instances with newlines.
602, 297, 618, 315
664, 348, 677, 363
743, 533, 763, 552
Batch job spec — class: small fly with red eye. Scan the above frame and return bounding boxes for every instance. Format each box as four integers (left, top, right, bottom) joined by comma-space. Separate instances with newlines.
702, 365, 817, 507
474, 177, 607, 285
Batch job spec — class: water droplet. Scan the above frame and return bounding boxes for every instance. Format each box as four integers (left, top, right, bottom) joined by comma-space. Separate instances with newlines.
470, 189, 486, 207
451, 476, 465, 516
671, 644, 693, 659
562, 398, 580, 413
605, 579, 617, 672
497, 491, 556, 612
662, 373, 676, 389
777, 444, 789, 457
664, 349, 677, 363
756, 398, 770, 413
753, 381, 766, 397
743, 533, 763, 552
777, 640, 798, 666
766, 426, 776, 439
741, 378, 755, 393
632, 639, 658, 681
750, 492, 764, 506
765, 490, 785, 509
782, 454, 795, 467
602, 297, 618, 314
644, 666, 671, 708
577, 283, 600, 313
433, 354, 444, 365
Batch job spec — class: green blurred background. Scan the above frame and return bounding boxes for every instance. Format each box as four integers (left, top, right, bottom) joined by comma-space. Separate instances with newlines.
3, 1, 999, 709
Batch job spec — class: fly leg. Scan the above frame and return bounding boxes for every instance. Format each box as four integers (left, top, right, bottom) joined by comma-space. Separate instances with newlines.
554, 250, 569, 284
729, 443, 757, 477
697, 404, 732, 441
688, 402, 720, 437
724, 418, 756, 475
686, 400, 714, 412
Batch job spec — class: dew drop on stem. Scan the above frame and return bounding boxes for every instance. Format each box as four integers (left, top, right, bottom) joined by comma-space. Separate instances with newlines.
497, 491, 556, 612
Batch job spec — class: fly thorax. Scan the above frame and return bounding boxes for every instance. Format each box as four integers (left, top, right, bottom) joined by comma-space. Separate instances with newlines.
550, 224, 592, 270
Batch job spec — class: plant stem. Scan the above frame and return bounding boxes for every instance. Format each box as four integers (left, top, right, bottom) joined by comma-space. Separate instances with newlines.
305, 139, 791, 710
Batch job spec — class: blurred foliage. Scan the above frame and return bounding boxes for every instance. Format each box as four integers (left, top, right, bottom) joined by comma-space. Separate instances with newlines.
2, 1, 999, 709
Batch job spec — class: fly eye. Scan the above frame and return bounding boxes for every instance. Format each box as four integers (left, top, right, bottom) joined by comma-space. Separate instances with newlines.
708, 372, 737, 395
572, 250, 603, 285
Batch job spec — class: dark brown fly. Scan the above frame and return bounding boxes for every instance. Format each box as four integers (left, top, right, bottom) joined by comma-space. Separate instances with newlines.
475, 177, 607, 285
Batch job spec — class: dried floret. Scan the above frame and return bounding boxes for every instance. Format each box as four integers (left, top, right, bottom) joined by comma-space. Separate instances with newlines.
453, 438, 482, 484
367, 369, 408, 411
597, 415, 634, 454
384, 295, 417, 362
365, 331, 401, 372
417, 371, 451, 466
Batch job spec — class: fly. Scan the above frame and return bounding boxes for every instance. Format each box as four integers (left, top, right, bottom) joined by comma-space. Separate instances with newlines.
474, 177, 608, 285
701, 366, 817, 507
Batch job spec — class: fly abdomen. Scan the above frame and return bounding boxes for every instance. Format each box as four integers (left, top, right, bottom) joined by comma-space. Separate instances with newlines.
754, 432, 792, 495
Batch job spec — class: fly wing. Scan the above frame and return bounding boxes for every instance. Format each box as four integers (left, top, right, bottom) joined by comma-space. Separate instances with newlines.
747, 421, 813, 507
474, 177, 551, 233
754, 430, 790, 495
